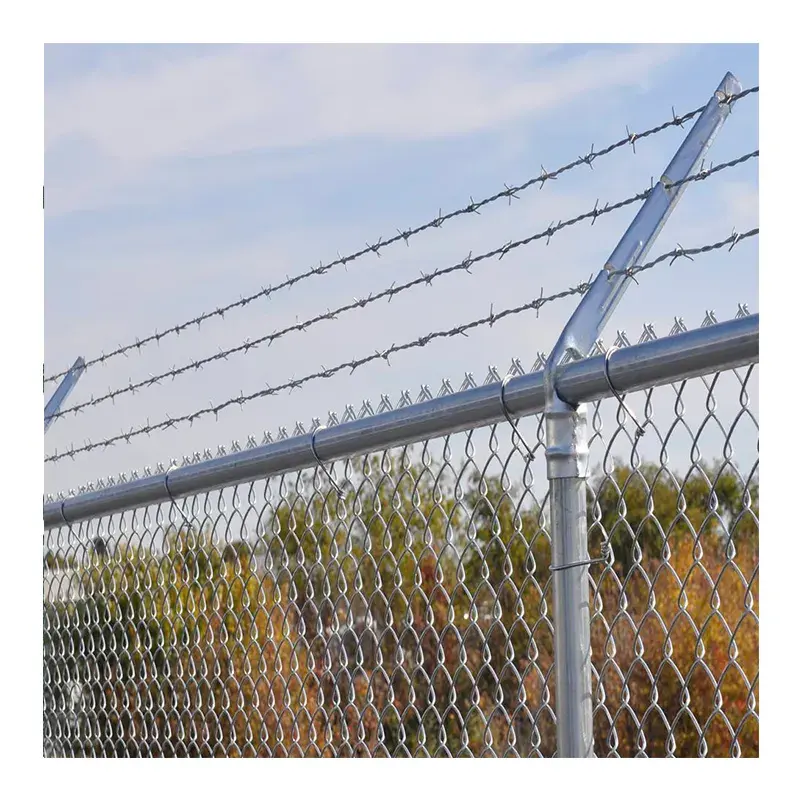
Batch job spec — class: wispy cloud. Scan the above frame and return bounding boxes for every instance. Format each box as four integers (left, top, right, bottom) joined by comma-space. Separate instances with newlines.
45, 44, 682, 216
720, 179, 759, 226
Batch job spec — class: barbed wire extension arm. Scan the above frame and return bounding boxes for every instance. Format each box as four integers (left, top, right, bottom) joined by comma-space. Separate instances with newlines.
44, 227, 757, 464
42, 87, 759, 387
46, 150, 759, 424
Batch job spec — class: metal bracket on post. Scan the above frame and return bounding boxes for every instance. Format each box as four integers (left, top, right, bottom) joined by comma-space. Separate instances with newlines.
543, 72, 741, 758
44, 357, 86, 434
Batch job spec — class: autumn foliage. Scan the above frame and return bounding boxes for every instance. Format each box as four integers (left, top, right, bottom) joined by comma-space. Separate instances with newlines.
43, 453, 758, 757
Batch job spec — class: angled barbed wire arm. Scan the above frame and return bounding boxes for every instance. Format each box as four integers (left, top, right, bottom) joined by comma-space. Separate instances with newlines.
542, 71, 742, 759
44, 357, 86, 434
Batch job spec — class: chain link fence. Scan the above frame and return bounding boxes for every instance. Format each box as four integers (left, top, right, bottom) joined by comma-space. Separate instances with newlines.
43, 70, 758, 758
43, 316, 758, 757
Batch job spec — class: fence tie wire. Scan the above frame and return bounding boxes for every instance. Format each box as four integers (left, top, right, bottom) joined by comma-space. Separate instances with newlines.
310, 426, 345, 498
603, 346, 647, 441
164, 464, 193, 529
550, 541, 613, 573
499, 375, 537, 461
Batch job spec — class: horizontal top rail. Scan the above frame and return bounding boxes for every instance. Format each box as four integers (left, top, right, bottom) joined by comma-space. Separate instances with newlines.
44, 314, 758, 529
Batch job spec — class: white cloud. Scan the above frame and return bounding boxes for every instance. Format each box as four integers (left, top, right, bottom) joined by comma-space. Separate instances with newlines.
47, 45, 683, 159
44, 44, 683, 215
720, 180, 759, 227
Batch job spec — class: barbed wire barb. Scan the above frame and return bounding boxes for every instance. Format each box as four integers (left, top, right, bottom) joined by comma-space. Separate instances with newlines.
626, 126, 638, 154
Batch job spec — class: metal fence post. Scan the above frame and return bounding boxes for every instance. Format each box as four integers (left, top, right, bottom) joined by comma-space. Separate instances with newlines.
44, 357, 85, 434
544, 71, 741, 757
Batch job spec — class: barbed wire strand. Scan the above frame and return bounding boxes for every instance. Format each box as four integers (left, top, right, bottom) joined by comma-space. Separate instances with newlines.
42, 86, 759, 387
46, 150, 759, 424
44, 227, 758, 464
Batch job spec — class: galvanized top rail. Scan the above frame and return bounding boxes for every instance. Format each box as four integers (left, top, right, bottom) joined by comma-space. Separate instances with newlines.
44, 313, 758, 529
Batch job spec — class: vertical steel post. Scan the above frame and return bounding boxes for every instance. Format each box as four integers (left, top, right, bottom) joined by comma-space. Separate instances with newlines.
544, 72, 741, 757
44, 357, 86, 434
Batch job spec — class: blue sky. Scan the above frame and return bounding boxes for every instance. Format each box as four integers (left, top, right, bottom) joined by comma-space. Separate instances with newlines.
44, 44, 759, 496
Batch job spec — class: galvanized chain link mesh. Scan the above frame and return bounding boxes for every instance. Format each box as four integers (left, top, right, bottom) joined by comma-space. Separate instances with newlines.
43, 357, 758, 758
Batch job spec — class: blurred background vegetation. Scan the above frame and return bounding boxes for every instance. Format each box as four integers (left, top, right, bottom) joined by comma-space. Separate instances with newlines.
43, 452, 758, 757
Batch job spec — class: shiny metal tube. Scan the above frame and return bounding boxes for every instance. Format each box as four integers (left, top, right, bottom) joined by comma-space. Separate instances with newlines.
43, 314, 757, 530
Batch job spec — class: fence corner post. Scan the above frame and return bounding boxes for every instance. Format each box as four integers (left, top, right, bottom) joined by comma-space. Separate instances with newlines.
543, 71, 741, 757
